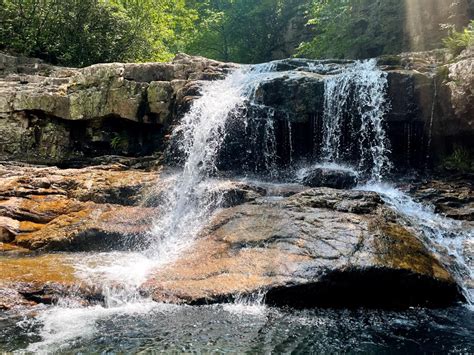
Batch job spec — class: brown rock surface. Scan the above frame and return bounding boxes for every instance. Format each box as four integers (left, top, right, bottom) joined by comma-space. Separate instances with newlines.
408, 175, 474, 221
0, 161, 161, 309
0, 162, 159, 251
144, 188, 462, 308
0, 253, 102, 310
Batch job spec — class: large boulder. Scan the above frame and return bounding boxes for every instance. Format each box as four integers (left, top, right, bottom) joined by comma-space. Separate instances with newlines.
143, 188, 463, 308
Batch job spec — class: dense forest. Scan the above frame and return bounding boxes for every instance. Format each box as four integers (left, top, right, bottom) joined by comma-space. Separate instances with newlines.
0, 0, 473, 66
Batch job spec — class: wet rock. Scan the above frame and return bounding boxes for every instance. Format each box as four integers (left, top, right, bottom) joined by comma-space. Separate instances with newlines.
297, 166, 358, 189
0, 162, 160, 251
13, 205, 154, 251
254, 72, 325, 123
409, 175, 474, 221
0, 253, 102, 310
0, 163, 270, 252
144, 188, 462, 308
447, 46, 474, 123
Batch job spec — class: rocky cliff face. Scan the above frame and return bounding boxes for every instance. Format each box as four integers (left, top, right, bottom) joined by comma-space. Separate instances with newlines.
0, 53, 235, 165
1, 50, 473, 171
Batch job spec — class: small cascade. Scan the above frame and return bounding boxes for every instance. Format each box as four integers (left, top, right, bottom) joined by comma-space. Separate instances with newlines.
359, 183, 473, 305
321, 59, 392, 181
223, 291, 267, 316
287, 121, 294, 165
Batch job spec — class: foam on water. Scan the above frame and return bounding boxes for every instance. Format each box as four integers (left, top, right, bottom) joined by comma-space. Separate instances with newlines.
222, 292, 267, 317
25, 301, 160, 352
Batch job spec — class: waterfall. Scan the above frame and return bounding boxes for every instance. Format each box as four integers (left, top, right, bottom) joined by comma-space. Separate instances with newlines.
23, 63, 279, 352
321, 59, 392, 181
146, 63, 278, 262
18, 57, 472, 352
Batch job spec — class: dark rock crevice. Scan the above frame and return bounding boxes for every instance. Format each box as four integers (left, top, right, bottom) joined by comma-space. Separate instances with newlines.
265, 268, 464, 309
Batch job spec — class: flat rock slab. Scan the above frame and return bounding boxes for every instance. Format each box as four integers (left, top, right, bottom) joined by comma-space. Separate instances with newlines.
144, 188, 463, 308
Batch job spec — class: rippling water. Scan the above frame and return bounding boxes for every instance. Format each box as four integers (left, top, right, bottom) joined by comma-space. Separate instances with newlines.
1, 305, 473, 353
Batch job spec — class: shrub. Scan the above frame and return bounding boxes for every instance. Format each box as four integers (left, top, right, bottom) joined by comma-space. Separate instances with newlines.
442, 20, 474, 57
442, 146, 473, 173
110, 132, 129, 153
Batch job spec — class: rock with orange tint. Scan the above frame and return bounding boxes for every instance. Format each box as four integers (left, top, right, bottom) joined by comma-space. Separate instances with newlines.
0, 162, 159, 205
0, 161, 160, 247
0, 162, 270, 252
14, 205, 154, 251
0, 253, 102, 310
144, 188, 463, 308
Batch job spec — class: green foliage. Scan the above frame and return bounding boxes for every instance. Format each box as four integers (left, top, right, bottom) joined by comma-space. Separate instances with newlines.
297, 0, 351, 59
0, 0, 197, 66
0, 0, 311, 65
442, 146, 473, 173
110, 132, 129, 153
442, 20, 474, 57
185, 0, 310, 63
297, 0, 407, 60
108, 0, 197, 62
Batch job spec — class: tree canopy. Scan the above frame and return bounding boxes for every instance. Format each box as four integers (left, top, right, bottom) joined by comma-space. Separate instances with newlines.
1, 0, 472, 66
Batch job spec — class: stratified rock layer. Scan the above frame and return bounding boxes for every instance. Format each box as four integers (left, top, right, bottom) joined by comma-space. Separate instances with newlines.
1, 50, 473, 171
0, 53, 235, 164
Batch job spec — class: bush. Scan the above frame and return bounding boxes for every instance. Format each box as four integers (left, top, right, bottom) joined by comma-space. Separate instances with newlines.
442, 20, 474, 57
442, 146, 473, 173
110, 132, 129, 153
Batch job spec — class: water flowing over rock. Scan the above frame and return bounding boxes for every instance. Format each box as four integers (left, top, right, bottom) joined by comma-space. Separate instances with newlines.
0, 50, 473, 330
320, 60, 391, 180
144, 188, 462, 308
1, 50, 473, 172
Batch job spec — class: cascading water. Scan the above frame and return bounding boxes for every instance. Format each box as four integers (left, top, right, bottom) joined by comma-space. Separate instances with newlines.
21, 63, 279, 351
303, 59, 473, 305
321, 59, 392, 181
6, 57, 472, 353
146, 62, 279, 261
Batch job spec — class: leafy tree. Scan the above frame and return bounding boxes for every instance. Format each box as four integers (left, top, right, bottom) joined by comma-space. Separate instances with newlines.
296, 0, 351, 59
109, 0, 198, 62
0, 0, 139, 66
186, 0, 310, 63
0, 0, 197, 66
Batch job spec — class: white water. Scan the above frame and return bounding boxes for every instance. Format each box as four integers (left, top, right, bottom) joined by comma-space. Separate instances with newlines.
22, 63, 283, 352
321, 59, 392, 181
16, 58, 473, 351
358, 182, 473, 304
